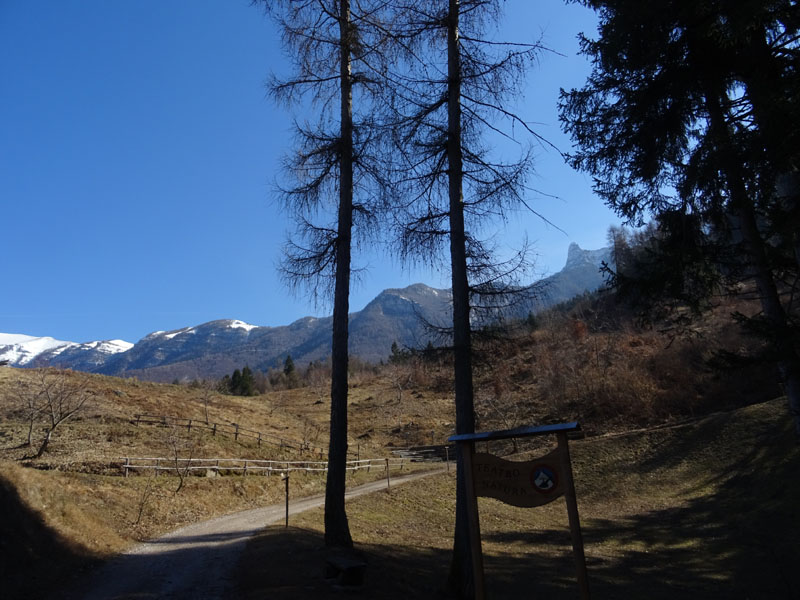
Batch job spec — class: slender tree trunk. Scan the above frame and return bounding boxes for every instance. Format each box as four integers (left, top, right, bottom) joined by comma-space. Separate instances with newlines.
26, 414, 36, 446
705, 90, 800, 437
445, 0, 478, 595
34, 428, 53, 459
325, 0, 354, 550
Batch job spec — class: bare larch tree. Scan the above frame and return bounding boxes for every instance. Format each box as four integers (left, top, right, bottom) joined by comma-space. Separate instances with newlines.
257, 0, 393, 549
380, 1, 546, 595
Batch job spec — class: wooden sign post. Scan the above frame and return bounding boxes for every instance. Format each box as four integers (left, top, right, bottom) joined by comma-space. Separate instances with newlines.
449, 422, 590, 600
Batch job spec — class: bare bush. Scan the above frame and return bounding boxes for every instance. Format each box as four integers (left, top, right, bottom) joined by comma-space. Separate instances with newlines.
21, 369, 92, 459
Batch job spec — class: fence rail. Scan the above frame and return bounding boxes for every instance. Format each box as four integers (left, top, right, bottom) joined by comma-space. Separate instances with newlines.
391, 444, 454, 462
121, 456, 407, 477
132, 414, 326, 458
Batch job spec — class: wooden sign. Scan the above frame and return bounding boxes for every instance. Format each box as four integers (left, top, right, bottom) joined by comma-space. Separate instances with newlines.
450, 422, 590, 600
472, 449, 564, 508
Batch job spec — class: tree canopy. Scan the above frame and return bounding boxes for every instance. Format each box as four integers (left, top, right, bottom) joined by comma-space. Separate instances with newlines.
560, 0, 800, 434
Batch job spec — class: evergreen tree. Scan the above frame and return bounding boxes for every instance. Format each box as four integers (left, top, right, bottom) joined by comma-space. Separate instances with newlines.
230, 369, 242, 395
239, 366, 257, 396
283, 354, 295, 376
559, 0, 800, 435
218, 374, 232, 394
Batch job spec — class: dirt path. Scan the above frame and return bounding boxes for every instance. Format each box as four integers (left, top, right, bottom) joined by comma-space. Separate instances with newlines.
67, 468, 443, 600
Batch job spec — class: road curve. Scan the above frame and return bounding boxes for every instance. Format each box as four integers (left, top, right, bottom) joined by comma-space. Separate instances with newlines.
67, 468, 443, 600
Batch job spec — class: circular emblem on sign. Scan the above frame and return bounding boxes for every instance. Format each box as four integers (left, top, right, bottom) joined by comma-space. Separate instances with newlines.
530, 465, 558, 493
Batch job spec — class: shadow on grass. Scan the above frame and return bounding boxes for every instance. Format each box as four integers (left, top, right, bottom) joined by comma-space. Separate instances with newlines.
233, 526, 453, 599
234, 412, 799, 600
485, 412, 800, 599
0, 473, 101, 600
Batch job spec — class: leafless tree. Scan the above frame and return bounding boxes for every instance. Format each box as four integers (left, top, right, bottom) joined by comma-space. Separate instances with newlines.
27, 369, 92, 459
255, 0, 395, 549
133, 467, 158, 527
165, 421, 198, 494
378, 1, 548, 595
16, 378, 45, 448
196, 380, 215, 424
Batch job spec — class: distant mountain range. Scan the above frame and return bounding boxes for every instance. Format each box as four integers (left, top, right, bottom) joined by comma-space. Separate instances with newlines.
0, 243, 611, 382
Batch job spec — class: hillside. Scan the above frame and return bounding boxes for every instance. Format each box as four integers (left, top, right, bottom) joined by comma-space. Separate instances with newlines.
238, 397, 799, 598
0, 288, 792, 598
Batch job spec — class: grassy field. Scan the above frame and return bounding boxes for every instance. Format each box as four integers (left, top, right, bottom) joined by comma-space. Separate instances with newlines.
234, 398, 800, 599
1, 305, 797, 600
0, 366, 443, 598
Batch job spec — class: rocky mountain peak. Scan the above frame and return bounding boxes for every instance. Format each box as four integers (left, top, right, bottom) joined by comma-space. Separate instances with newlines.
565, 242, 613, 270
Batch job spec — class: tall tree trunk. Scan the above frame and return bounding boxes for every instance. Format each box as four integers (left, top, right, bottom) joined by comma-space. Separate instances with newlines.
738, 203, 800, 437
324, 0, 354, 549
705, 90, 800, 438
740, 29, 800, 276
445, 0, 478, 596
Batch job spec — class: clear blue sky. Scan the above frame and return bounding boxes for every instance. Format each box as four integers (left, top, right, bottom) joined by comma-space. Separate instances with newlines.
0, 0, 619, 344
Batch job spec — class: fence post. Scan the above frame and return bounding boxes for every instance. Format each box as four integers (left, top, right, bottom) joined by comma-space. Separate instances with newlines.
281, 472, 290, 528
187, 419, 192, 433
244, 460, 248, 476
385, 457, 391, 489
234, 424, 239, 441
135, 415, 140, 427
258, 432, 262, 447
155, 458, 160, 476
124, 457, 130, 477
212, 423, 217, 436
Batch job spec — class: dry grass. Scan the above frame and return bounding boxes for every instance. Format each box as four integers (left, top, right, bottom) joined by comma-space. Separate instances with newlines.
235, 398, 800, 599
0, 366, 446, 598
0, 293, 791, 598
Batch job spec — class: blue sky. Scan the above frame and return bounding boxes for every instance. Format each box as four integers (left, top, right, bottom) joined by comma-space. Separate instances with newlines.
1, 0, 619, 344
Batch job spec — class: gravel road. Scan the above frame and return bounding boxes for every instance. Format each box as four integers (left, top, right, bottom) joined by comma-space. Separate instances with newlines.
66, 469, 442, 600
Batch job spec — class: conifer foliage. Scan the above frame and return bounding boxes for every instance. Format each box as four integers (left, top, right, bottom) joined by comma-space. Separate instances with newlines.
559, 0, 800, 435
220, 366, 257, 396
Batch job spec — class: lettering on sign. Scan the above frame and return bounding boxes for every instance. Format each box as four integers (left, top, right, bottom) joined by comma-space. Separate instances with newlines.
472, 449, 564, 508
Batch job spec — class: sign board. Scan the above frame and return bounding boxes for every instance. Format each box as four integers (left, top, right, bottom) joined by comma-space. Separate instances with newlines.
472, 449, 564, 507
449, 422, 590, 600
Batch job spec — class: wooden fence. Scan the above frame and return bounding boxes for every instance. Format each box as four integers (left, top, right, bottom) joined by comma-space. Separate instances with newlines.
391, 444, 454, 462
121, 456, 408, 477
132, 414, 326, 458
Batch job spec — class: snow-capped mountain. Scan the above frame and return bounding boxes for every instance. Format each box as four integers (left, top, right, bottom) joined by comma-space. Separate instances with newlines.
0, 244, 611, 381
0, 334, 132, 369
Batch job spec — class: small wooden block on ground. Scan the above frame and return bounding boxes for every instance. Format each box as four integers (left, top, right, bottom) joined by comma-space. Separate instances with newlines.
324, 555, 367, 587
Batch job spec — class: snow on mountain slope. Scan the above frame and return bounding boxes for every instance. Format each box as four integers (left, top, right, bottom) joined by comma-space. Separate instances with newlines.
0, 334, 132, 367
0, 244, 611, 378
0, 334, 75, 366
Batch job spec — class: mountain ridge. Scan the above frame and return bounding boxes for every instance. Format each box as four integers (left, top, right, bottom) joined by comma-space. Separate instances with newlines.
0, 244, 611, 380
